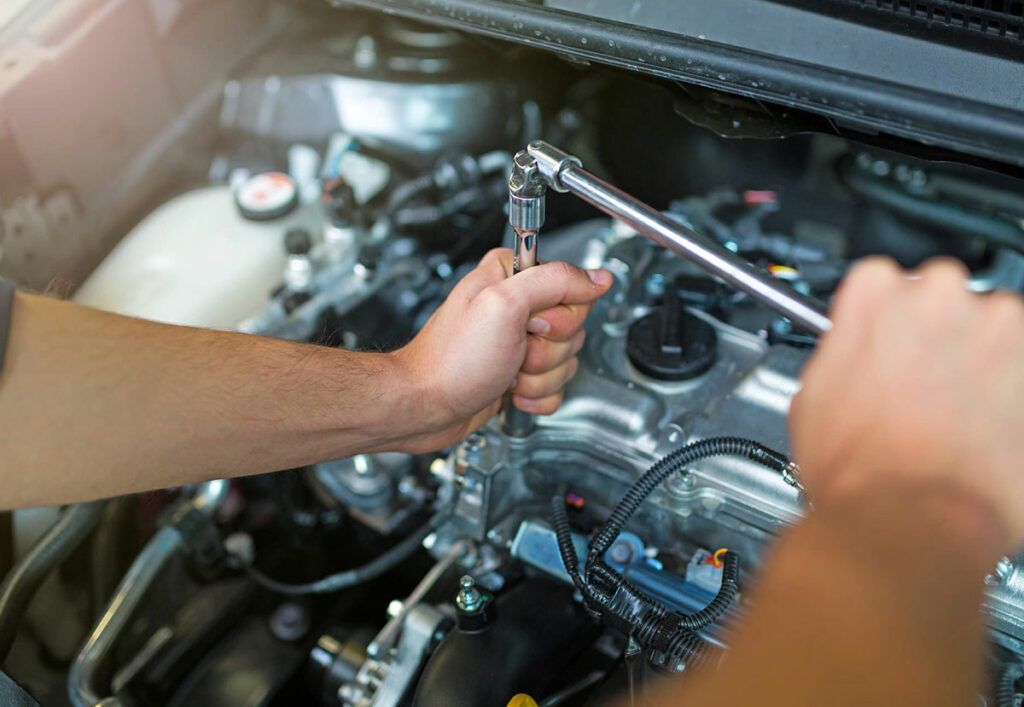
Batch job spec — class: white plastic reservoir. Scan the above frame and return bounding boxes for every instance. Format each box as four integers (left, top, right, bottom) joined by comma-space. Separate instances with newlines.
75, 186, 317, 329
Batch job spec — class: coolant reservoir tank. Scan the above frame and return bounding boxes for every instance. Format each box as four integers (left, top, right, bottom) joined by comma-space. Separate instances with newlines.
74, 185, 318, 328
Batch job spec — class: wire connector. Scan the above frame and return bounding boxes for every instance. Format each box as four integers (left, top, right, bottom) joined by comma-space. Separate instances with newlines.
781, 461, 804, 491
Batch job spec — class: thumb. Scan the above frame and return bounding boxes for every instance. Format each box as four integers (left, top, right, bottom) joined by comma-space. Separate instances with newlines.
490, 261, 613, 316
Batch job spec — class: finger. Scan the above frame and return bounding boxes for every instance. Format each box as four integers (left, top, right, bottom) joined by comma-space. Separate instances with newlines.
511, 357, 579, 399
827, 256, 905, 345
452, 248, 516, 300
909, 256, 969, 284
492, 261, 613, 317
521, 329, 585, 374
907, 257, 974, 331
528, 302, 594, 341
512, 390, 565, 416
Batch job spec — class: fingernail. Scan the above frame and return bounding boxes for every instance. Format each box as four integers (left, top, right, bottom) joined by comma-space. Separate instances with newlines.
514, 396, 536, 411
587, 269, 612, 286
527, 317, 551, 335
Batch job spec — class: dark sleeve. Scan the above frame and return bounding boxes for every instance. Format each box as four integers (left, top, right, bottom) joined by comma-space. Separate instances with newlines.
0, 278, 13, 378
0, 671, 40, 707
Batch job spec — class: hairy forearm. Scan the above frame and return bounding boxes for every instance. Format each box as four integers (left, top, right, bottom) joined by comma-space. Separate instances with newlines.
657, 478, 1006, 706
0, 293, 424, 508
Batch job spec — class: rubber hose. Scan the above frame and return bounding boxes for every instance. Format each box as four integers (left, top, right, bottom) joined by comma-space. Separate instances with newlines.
0, 501, 106, 664
998, 662, 1023, 707
588, 437, 788, 568
244, 513, 442, 595
842, 163, 1024, 255
392, 185, 490, 228
386, 174, 435, 214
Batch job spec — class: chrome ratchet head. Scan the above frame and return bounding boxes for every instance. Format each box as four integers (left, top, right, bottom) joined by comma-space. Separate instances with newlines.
508, 149, 547, 273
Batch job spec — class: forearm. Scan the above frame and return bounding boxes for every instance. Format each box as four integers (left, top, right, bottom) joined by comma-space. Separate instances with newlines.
0, 293, 424, 508
660, 478, 1006, 706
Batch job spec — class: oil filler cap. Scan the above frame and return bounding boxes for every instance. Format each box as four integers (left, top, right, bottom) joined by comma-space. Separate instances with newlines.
627, 281, 717, 381
235, 172, 299, 221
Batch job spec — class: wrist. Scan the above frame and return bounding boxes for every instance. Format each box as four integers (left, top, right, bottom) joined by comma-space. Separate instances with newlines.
371, 347, 450, 451
814, 472, 1010, 570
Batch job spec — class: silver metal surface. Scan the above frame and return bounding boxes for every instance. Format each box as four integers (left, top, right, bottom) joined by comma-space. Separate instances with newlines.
508, 148, 547, 273
68, 525, 186, 707
455, 575, 484, 612
69, 486, 228, 707
503, 150, 550, 434
341, 604, 447, 707
367, 540, 467, 658
521, 141, 833, 335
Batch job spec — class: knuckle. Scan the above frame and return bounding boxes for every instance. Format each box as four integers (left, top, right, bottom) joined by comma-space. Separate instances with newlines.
918, 258, 969, 292
985, 292, 1024, 325
522, 339, 551, 373
571, 330, 587, 354
483, 247, 511, 265
477, 285, 517, 317
515, 374, 541, 398
835, 257, 902, 309
544, 260, 579, 284
533, 393, 563, 416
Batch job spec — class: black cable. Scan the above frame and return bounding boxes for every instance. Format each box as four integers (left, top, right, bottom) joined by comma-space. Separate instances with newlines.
588, 437, 789, 571
243, 513, 443, 596
539, 670, 606, 707
0, 501, 106, 664
550, 437, 789, 667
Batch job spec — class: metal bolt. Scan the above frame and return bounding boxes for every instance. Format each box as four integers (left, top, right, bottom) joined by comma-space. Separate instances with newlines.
353, 35, 377, 70
269, 602, 310, 642
455, 575, 483, 613
609, 539, 636, 565
644, 272, 666, 299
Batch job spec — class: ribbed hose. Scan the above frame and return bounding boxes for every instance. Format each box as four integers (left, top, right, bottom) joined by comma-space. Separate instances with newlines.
588, 437, 789, 568
551, 437, 788, 668
998, 662, 1023, 707
243, 513, 444, 595
676, 551, 739, 631
550, 495, 593, 599
0, 501, 106, 663
661, 630, 718, 671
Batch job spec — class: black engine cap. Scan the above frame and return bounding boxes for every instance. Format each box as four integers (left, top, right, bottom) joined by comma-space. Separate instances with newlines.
626, 284, 717, 381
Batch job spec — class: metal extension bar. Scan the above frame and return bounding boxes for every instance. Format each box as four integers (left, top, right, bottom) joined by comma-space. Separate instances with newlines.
512, 141, 833, 336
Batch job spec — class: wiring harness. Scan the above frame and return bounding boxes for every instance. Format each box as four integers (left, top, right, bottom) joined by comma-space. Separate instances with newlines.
552, 436, 795, 670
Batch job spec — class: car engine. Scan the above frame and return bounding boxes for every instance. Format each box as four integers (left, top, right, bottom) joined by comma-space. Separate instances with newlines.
3, 1, 1024, 705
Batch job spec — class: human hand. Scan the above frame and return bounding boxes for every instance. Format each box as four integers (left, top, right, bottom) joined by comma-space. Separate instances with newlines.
790, 256, 1024, 546
391, 248, 612, 453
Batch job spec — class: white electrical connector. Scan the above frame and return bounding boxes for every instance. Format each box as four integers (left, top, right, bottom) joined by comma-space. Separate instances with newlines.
685, 548, 726, 594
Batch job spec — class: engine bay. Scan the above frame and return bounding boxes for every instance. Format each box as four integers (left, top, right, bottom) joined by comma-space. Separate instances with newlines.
4, 2, 1024, 705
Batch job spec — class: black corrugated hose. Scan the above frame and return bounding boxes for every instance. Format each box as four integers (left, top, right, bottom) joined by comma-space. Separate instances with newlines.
552, 436, 792, 670
587, 437, 789, 575
0, 501, 106, 664
998, 662, 1023, 707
